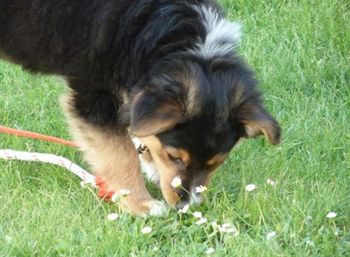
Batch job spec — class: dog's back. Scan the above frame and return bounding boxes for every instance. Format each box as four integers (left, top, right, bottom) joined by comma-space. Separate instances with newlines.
0, 0, 105, 76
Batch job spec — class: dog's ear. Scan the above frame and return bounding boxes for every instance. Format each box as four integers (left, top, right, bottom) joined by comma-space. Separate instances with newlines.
238, 104, 281, 145
130, 91, 184, 137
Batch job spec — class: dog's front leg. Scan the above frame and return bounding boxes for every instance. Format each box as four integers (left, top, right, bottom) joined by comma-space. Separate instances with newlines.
62, 93, 166, 216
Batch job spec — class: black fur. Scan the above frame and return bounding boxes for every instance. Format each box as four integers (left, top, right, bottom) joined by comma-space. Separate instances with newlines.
0, 0, 218, 126
0, 0, 280, 204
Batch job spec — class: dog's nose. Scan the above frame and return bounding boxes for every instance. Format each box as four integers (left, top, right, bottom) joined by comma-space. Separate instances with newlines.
175, 199, 190, 210
174, 190, 190, 209
175, 190, 190, 209
174, 188, 205, 209
190, 191, 204, 205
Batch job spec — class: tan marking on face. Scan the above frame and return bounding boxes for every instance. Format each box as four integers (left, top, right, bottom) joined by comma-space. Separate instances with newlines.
139, 136, 185, 206
138, 138, 228, 207
164, 147, 191, 166
178, 149, 191, 165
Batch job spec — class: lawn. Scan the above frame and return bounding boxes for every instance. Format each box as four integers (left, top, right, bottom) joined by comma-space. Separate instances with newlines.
0, 0, 349, 256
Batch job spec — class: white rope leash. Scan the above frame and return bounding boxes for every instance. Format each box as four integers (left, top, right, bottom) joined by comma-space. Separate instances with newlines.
0, 149, 96, 186
0, 139, 146, 187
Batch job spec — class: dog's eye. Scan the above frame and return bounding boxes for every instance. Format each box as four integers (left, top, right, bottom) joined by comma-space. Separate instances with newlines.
164, 147, 189, 167
165, 148, 183, 164
168, 153, 181, 162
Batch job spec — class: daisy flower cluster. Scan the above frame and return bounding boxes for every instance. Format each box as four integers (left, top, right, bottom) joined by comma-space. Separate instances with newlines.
177, 207, 239, 255
211, 221, 239, 237
80, 173, 339, 256
172, 174, 240, 254
170, 176, 240, 254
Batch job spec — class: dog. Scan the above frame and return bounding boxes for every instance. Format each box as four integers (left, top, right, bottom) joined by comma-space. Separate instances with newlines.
0, 0, 280, 216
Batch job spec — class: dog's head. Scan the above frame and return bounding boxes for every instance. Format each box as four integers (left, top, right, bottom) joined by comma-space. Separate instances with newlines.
128, 53, 280, 208
121, 4, 280, 208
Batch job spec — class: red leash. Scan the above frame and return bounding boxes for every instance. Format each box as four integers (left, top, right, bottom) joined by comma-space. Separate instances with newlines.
0, 125, 78, 147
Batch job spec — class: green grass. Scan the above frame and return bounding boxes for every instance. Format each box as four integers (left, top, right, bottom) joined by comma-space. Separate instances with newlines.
0, 0, 349, 256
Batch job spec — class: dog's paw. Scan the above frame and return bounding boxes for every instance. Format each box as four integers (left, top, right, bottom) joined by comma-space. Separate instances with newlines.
119, 196, 168, 217
146, 200, 168, 217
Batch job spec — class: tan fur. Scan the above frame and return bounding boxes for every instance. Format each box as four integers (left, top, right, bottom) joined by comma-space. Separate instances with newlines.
243, 119, 280, 145
184, 77, 201, 116
61, 93, 159, 215
164, 147, 191, 166
139, 136, 229, 206
139, 136, 182, 206
131, 93, 184, 137
140, 148, 153, 163
177, 68, 202, 116
206, 153, 228, 169
178, 149, 191, 166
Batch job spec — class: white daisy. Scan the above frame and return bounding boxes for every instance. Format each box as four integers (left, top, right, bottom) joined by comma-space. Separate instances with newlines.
326, 211, 337, 218
206, 247, 215, 254
171, 176, 182, 188
266, 231, 277, 240
192, 211, 203, 219
141, 226, 152, 234
266, 179, 276, 186
306, 240, 314, 247
196, 218, 207, 225
178, 204, 190, 214
219, 223, 238, 236
194, 185, 207, 193
152, 246, 160, 252
221, 223, 231, 229
245, 184, 256, 192
211, 221, 218, 228
225, 227, 238, 234
107, 213, 119, 221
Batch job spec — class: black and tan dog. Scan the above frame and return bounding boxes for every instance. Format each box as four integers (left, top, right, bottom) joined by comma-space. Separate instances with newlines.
0, 0, 280, 216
